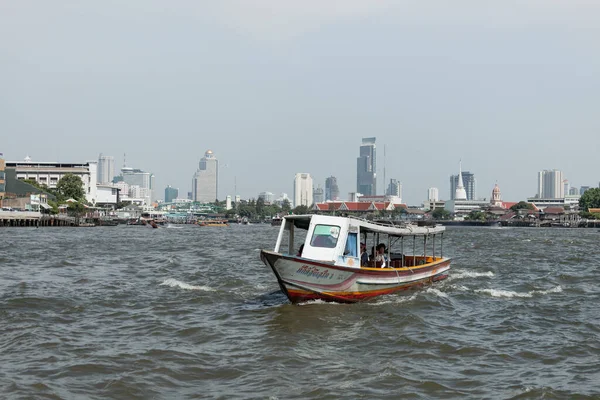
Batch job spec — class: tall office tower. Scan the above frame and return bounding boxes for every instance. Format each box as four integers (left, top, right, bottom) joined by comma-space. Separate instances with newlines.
325, 176, 340, 201
428, 187, 439, 202
121, 166, 155, 204
356, 137, 376, 195
537, 169, 564, 199
294, 173, 313, 207
165, 185, 178, 203
226, 195, 232, 210
313, 185, 324, 204
450, 167, 476, 200
97, 154, 115, 184
192, 150, 218, 203
569, 187, 579, 196
386, 179, 402, 198
580, 186, 590, 195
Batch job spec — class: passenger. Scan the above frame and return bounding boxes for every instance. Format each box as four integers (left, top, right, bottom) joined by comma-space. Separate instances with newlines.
296, 244, 304, 257
375, 243, 388, 268
360, 242, 369, 267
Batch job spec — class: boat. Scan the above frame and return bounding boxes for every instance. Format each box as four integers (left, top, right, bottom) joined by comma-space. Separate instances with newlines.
271, 215, 283, 226
198, 220, 229, 227
260, 214, 450, 304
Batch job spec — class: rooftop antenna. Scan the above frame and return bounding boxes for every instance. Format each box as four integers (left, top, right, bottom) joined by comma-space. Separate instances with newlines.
123, 153, 127, 168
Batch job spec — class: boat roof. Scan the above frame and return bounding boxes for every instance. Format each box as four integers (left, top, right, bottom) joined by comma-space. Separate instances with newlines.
284, 215, 445, 237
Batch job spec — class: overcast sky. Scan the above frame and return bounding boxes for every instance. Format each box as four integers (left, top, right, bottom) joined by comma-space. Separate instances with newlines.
1, 1, 599, 204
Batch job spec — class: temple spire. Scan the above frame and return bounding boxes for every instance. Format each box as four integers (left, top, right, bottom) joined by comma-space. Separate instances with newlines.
455, 160, 467, 200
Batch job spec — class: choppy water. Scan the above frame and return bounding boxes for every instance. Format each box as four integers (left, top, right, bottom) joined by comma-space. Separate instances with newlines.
1, 224, 599, 399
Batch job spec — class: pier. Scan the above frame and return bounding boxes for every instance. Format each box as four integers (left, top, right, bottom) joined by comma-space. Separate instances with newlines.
0, 211, 76, 227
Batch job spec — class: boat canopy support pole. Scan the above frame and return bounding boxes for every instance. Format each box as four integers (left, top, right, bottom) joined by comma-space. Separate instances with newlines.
401, 237, 404, 267
288, 223, 294, 255
433, 234, 436, 261
441, 233, 443, 258
413, 236, 416, 267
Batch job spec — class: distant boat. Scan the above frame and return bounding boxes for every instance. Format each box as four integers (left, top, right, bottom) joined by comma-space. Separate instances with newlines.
198, 220, 229, 227
271, 215, 283, 226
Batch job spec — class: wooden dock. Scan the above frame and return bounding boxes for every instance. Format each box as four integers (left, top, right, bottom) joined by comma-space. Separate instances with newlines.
0, 211, 77, 227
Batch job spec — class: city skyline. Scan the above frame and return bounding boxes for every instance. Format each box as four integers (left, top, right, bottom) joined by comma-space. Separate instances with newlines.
2, 2, 599, 204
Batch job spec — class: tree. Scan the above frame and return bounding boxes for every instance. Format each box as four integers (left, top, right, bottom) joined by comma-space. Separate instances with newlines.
56, 174, 85, 201
510, 201, 535, 212
466, 210, 486, 221
431, 208, 451, 220
256, 197, 265, 216
579, 188, 600, 212
293, 205, 310, 215
282, 199, 291, 213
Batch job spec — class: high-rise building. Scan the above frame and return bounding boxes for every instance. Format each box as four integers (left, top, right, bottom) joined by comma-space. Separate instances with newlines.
313, 185, 324, 203
450, 168, 476, 200
165, 185, 178, 203
580, 186, 590, 196
97, 154, 115, 184
294, 173, 313, 207
569, 187, 579, 196
325, 176, 340, 201
356, 137, 376, 195
537, 169, 564, 199
386, 179, 402, 198
193, 150, 218, 203
427, 187, 439, 202
0, 153, 5, 207
122, 166, 155, 205
226, 195, 232, 210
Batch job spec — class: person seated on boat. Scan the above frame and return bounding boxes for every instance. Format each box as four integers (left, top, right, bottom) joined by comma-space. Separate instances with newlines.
296, 244, 304, 257
375, 243, 388, 268
360, 242, 369, 267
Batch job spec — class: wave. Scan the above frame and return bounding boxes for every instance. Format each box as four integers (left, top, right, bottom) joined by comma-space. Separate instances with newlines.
160, 278, 215, 291
476, 285, 562, 298
449, 270, 495, 280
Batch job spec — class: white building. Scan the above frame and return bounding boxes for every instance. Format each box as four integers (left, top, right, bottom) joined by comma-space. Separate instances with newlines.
7, 157, 98, 204
537, 169, 564, 199
193, 150, 218, 203
121, 167, 155, 205
491, 183, 502, 207
226, 195, 232, 210
427, 187, 439, 202
95, 184, 120, 205
258, 191, 275, 204
97, 154, 115, 184
444, 161, 487, 218
294, 173, 313, 207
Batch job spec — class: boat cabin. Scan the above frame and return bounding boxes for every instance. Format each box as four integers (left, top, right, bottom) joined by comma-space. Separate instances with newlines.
274, 214, 445, 269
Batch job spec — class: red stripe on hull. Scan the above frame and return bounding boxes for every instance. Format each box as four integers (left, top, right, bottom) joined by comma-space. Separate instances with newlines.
285, 273, 449, 304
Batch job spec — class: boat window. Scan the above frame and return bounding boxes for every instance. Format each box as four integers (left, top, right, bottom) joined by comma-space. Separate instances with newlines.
310, 224, 340, 248
344, 232, 358, 257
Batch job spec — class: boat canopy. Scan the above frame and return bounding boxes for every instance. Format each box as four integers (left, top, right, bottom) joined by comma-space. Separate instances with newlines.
282, 215, 444, 237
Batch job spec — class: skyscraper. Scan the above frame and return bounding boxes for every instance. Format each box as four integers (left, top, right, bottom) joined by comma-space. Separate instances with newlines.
427, 187, 439, 202
537, 169, 564, 199
165, 185, 178, 203
0, 153, 5, 207
97, 154, 115, 184
313, 185, 324, 203
122, 166, 155, 205
386, 179, 402, 198
450, 168, 476, 200
356, 137, 376, 195
193, 150, 218, 203
325, 176, 340, 201
294, 173, 313, 207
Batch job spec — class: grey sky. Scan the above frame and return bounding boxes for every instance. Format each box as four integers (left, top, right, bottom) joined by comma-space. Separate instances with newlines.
1, 1, 599, 204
